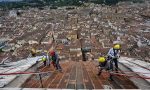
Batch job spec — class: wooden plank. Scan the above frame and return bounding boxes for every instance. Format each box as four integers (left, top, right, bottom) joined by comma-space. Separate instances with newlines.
57, 61, 74, 88
67, 61, 77, 89
76, 62, 84, 89
84, 61, 103, 89
48, 62, 69, 88
82, 62, 94, 89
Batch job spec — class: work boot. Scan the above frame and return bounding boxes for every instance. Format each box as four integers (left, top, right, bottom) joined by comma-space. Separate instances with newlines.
97, 73, 100, 76
108, 77, 113, 81
115, 69, 118, 73
115, 71, 119, 73
97, 72, 101, 76
106, 68, 110, 71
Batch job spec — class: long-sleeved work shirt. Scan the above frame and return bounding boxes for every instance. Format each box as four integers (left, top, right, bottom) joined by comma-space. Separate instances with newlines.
107, 48, 120, 58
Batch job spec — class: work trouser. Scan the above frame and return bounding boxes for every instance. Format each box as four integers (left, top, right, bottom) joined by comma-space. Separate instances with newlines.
51, 61, 56, 68
43, 60, 46, 66
107, 57, 118, 71
108, 57, 118, 80
109, 60, 113, 80
113, 58, 118, 71
55, 58, 62, 70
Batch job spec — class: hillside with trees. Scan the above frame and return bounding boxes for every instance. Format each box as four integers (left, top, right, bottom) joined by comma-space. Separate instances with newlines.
0, 0, 145, 10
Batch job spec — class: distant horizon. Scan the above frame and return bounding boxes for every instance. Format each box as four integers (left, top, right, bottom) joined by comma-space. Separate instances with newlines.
0, 0, 22, 2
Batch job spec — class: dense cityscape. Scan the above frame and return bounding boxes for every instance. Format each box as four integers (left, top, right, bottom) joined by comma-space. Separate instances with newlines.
0, 0, 150, 89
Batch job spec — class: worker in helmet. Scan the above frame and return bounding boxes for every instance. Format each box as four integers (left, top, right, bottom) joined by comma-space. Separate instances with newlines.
97, 57, 107, 76
107, 44, 121, 80
41, 55, 47, 66
107, 44, 121, 71
37, 55, 47, 67
31, 48, 36, 57
49, 50, 56, 68
49, 50, 62, 71
41, 51, 48, 66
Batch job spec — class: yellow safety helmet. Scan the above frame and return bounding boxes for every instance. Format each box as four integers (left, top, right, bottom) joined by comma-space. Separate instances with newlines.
41, 56, 47, 62
44, 50, 48, 53
98, 57, 106, 63
113, 44, 121, 50
31, 48, 36, 53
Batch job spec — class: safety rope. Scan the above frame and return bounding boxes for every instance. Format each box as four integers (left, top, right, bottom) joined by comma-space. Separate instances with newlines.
105, 59, 150, 79
97, 67, 150, 79
110, 72, 150, 79
96, 68, 150, 79
112, 71, 150, 74
0, 69, 149, 80
0, 71, 53, 76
